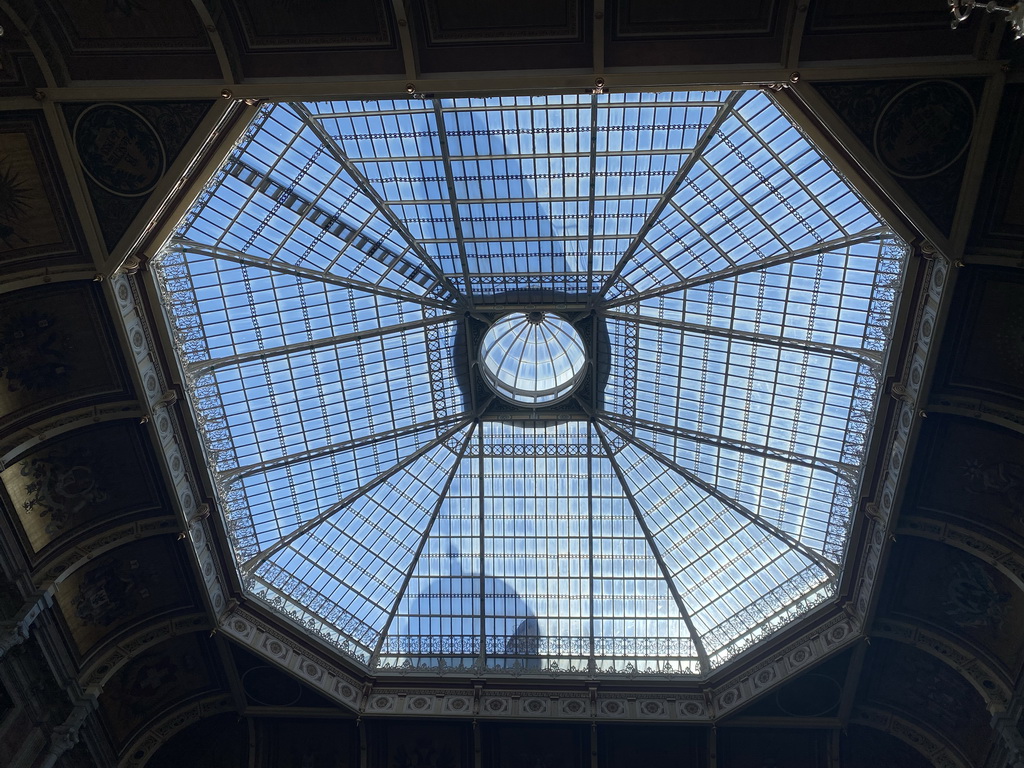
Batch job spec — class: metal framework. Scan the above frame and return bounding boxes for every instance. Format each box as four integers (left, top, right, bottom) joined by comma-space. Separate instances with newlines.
153, 89, 909, 676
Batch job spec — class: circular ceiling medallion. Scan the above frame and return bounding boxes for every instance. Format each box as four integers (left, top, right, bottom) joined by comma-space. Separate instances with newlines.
73, 103, 166, 197
479, 311, 587, 406
241, 665, 304, 707
874, 80, 975, 179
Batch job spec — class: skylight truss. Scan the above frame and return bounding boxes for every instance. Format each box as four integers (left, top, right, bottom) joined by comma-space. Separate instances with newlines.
155, 90, 907, 676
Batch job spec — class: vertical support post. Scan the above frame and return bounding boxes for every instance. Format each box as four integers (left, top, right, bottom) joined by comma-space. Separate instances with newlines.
0, 590, 53, 660
992, 707, 1024, 768
828, 728, 841, 768
36, 691, 99, 768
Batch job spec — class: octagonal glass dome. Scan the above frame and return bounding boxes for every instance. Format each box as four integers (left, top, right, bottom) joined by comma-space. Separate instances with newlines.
154, 90, 908, 675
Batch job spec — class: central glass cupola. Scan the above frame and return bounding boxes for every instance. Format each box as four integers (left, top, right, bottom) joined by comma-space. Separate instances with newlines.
478, 311, 587, 406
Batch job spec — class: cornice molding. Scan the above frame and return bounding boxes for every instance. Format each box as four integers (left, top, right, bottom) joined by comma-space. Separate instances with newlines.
117, 693, 235, 768
78, 614, 211, 691
32, 517, 178, 591
897, 515, 1024, 595
871, 617, 1013, 711
850, 704, 972, 768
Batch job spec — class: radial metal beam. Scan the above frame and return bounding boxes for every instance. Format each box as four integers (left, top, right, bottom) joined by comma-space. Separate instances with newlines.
431, 99, 477, 307
597, 92, 743, 299
168, 239, 455, 310
664, 200, 737, 269
414, 232, 639, 244
223, 412, 471, 481
188, 312, 459, 375
476, 424, 486, 667
586, 94, 599, 292
594, 422, 711, 674
729, 107, 849, 237
240, 418, 474, 573
370, 423, 476, 666
602, 226, 891, 308
601, 309, 883, 365
344, 147, 695, 163
690, 151, 793, 254
586, 426, 597, 673
598, 418, 840, 576
380, 192, 663, 206
292, 103, 468, 309
598, 409, 859, 482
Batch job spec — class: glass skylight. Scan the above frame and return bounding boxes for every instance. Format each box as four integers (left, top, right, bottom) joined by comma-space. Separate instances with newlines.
479, 312, 587, 405
154, 89, 907, 676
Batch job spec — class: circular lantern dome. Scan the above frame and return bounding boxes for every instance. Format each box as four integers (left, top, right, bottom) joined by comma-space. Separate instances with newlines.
479, 311, 587, 406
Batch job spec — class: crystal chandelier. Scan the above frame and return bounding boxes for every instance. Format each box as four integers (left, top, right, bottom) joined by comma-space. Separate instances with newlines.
949, 0, 1024, 39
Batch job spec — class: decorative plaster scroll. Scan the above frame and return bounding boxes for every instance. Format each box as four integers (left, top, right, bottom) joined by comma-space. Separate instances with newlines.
79, 613, 210, 690
0, 402, 142, 469
898, 515, 1024, 594
872, 617, 1012, 710
927, 396, 1024, 434
849, 253, 952, 627
118, 693, 235, 768
850, 704, 970, 768
33, 516, 177, 590
109, 273, 233, 622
